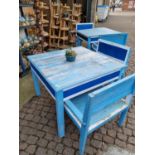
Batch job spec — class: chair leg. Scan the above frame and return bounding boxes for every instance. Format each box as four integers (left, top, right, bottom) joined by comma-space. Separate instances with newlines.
118, 108, 128, 127
79, 129, 88, 155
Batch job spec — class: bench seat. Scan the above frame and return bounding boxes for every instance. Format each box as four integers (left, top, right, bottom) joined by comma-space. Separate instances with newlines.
65, 92, 129, 133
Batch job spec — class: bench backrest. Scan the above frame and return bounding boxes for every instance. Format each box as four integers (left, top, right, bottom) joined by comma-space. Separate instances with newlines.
85, 74, 135, 117
76, 23, 94, 31
97, 39, 130, 63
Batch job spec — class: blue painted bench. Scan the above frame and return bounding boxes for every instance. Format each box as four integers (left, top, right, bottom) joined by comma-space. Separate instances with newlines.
92, 33, 128, 51
28, 46, 126, 137
96, 39, 131, 77
64, 74, 135, 155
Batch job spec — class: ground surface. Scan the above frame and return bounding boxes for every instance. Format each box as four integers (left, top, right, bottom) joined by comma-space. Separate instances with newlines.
19, 73, 35, 108
19, 12, 135, 155
103, 146, 134, 155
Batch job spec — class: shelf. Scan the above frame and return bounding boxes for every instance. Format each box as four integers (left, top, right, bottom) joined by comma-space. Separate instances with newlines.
69, 40, 76, 43
72, 13, 82, 17
59, 36, 68, 41
50, 35, 59, 39
62, 17, 70, 21
43, 24, 49, 27
51, 25, 59, 29
52, 4, 59, 7
20, 43, 39, 53
58, 44, 69, 49
50, 43, 59, 48
60, 27, 69, 31
19, 3, 34, 7
19, 24, 36, 30
53, 15, 59, 19
69, 30, 76, 33
41, 31, 49, 37
39, 6, 49, 10
43, 42, 48, 47
43, 14, 48, 17
42, 19, 49, 24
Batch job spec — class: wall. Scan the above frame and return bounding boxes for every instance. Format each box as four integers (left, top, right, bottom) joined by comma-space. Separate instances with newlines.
91, 0, 97, 22
122, 0, 135, 11
98, 0, 103, 5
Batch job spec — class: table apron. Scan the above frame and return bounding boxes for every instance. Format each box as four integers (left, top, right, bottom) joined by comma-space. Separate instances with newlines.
63, 71, 120, 100
30, 63, 56, 99
77, 32, 99, 42
30, 63, 121, 102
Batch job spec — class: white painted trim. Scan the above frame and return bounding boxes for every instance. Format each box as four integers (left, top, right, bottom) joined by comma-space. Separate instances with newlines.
88, 104, 128, 132
64, 104, 82, 127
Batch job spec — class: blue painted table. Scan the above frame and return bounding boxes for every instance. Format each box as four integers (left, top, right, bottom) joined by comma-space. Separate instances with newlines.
28, 46, 126, 137
77, 27, 128, 49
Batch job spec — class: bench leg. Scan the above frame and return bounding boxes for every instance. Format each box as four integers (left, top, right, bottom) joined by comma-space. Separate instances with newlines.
79, 128, 88, 155
31, 69, 41, 96
87, 37, 91, 49
118, 108, 128, 127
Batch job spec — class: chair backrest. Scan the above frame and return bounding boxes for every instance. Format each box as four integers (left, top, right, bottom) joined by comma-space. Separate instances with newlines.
100, 33, 128, 45
84, 74, 135, 119
76, 23, 94, 31
97, 39, 131, 64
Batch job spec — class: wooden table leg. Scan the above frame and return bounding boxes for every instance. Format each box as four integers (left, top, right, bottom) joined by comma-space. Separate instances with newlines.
55, 90, 65, 137
76, 36, 82, 46
31, 68, 41, 96
87, 37, 91, 49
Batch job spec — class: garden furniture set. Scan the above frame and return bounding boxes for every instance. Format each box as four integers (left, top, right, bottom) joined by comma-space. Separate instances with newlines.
28, 22, 134, 155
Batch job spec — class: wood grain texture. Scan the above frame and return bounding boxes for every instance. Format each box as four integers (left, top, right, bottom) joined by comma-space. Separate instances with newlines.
77, 27, 122, 38
28, 46, 126, 90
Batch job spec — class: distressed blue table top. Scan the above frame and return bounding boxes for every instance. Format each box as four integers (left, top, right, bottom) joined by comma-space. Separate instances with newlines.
77, 27, 122, 38
28, 46, 125, 90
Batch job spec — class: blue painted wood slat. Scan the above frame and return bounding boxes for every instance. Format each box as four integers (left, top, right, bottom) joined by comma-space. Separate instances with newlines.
77, 27, 128, 50
64, 74, 135, 155
28, 47, 126, 91
28, 46, 127, 138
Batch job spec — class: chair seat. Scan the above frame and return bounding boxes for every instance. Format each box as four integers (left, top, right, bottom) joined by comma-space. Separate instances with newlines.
65, 92, 129, 133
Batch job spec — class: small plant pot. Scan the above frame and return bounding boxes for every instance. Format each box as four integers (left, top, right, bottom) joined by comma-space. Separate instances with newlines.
66, 56, 76, 62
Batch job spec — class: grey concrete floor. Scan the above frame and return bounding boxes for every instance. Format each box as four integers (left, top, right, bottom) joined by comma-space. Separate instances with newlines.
97, 14, 135, 51
103, 145, 134, 155
19, 72, 35, 108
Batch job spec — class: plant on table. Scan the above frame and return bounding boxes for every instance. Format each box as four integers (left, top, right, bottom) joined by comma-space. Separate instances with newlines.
65, 48, 77, 62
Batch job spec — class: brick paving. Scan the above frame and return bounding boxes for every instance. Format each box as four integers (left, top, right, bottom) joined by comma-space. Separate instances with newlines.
20, 14, 135, 155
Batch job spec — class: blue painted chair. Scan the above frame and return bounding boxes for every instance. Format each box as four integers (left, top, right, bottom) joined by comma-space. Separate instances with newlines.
97, 39, 131, 77
92, 33, 128, 51
65, 74, 135, 155
76, 23, 94, 46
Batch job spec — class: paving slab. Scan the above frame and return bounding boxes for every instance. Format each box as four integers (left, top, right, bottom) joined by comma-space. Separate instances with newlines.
103, 145, 135, 155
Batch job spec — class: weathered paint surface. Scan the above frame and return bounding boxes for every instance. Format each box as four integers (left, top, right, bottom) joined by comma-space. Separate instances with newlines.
77, 27, 121, 38
28, 46, 125, 90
